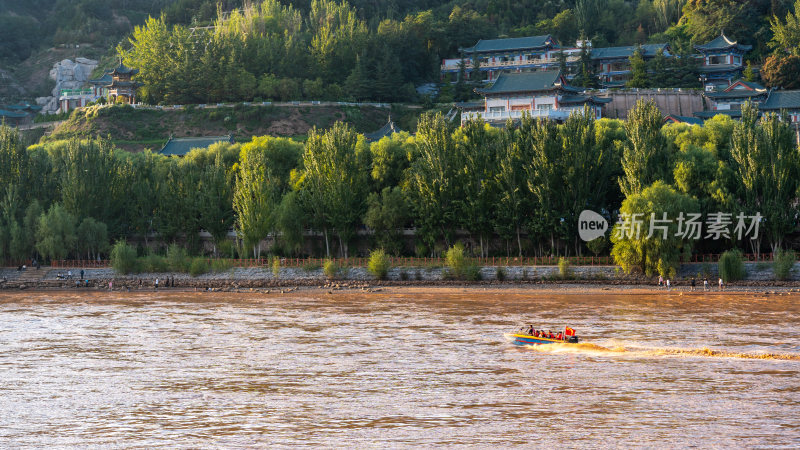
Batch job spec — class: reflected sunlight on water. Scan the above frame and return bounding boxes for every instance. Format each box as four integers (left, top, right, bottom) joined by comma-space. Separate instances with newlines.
0, 290, 798, 447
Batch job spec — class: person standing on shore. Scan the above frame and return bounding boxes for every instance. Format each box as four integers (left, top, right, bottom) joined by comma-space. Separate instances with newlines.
658, 275, 663, 287
666, 279, 671, 291
691, 278, 696, 291
719, 277, 724, 291
155, 278, 159, 290
80, 269, 84, 280
703, 278, 708, 291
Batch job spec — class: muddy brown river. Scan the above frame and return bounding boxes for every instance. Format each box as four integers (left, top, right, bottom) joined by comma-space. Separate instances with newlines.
1, 288, 798, 447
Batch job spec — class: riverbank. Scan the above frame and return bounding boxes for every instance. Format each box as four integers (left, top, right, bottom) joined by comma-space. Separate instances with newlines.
0, 265, 800, 294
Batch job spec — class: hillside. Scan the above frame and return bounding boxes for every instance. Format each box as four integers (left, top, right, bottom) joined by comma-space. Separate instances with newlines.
46, 102, 423, 151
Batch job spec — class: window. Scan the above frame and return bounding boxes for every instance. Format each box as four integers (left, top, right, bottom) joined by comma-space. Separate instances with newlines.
536, 104, 552, 110
489, 106, 505, 113
709, 55, 724, 65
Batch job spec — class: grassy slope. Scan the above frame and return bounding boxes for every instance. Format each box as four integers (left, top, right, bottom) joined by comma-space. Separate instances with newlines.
47, 103, 423, 151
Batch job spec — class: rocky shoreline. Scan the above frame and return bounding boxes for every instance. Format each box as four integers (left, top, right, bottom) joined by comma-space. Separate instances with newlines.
2, 266, 800, 294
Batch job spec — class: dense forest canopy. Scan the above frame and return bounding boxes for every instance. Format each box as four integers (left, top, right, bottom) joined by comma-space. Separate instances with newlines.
2, 0, 797, 74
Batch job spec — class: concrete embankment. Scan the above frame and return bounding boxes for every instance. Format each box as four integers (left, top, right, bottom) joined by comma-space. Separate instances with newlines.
2, 263, 800, 292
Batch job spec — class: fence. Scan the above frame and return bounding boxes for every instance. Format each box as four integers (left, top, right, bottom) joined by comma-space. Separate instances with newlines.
49, 253, 780, 270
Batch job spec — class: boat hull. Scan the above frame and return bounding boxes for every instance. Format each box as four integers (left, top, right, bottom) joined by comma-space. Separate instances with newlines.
511, 334, 578, 346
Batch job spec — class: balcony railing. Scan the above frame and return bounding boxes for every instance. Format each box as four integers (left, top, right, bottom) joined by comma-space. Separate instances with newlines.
462, 109, 570, 123
442, 56, 580, 71
59, 89, 93, 97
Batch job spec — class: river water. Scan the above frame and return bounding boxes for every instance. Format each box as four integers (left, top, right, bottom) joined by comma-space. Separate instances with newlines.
1, 289, 798, 447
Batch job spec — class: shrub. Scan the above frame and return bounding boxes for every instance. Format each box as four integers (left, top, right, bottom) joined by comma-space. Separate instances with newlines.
558, 257, 572, 279
166, 244, 189, 272
367, 249, 390, 280
272, 258, 281, 278
773, 249, 796, 280
445, 243, 467, 278
302, 261, 321, 272
110, 240, 138, 274
718, 250, 745, 282
464, 265, 482, 281
189, 258, 209, 276
496, 267, 506, 281
142, 253, 169, 273
211, 259, 232, 273
414, 270, 422, 281
586, 237, 607, 256
323, 259, 340, 279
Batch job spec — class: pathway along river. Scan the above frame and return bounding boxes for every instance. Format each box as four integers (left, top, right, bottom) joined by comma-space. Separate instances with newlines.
1, 288, 798, 447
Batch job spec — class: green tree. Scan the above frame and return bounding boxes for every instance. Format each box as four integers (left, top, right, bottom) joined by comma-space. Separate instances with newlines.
364, 187, 408, 255
404, 112, 460, 253
496, 122, 532, 257
619, 100, 671, 197
233, 136, 301, 258
35, 203, 77, 262
626, 46, 648, 88
297, 122, 369, 257
454, 119, 499, 257
769, 0, 800, 56
730, 102, 800, 253
76, 217, 109, 260
611, 181, 699, 277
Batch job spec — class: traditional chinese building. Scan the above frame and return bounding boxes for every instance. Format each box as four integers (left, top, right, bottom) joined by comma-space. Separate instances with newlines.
105, 63, 141, 104
88, 73, 112, 99
441, 35, 580, 82
695, 32, 751, 90
695, 79, 768, 120
464, 70, 611, 125
591, 44, 671, 87
441, 36, 669, 87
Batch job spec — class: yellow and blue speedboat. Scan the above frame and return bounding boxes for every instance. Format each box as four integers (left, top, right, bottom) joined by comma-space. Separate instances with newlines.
511, 327, 579, 345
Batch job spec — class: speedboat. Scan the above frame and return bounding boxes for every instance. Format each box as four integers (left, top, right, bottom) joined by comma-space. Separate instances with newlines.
511, 327, 579, 345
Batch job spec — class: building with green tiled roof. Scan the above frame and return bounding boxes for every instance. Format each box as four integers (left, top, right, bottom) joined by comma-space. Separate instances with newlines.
466, 70, 611, 125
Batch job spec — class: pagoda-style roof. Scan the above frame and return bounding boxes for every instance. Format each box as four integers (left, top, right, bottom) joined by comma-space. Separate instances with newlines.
476, 70, 575, 95
89, 73, 113, 85
159, 135, 235, 156
761, 90, 800, 111
591, 43, 669, 60
560, 94, 612, 105
699, 64, 744, 73
5, 102, 42, 112
107, 63, 139, 76
705, 90, 767, 101
726, 80, 765, 91
0, 109, 29, 119
364, 118, 403, 142
107, 80, 141, 88
461, 35, 556, 54
695, 33, 752, 52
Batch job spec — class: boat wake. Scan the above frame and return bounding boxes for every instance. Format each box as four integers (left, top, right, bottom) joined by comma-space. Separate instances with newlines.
505, 335, 800, 361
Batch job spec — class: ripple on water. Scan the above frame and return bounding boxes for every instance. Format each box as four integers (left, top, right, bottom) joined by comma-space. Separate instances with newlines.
0, 290, 798, 447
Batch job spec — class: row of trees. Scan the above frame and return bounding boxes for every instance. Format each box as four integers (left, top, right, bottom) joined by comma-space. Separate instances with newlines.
117, 0, 800, 105
2, 100, 799, 276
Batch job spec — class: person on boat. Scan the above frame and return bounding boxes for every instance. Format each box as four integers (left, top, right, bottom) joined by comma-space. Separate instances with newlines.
527, 325, 534, 335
